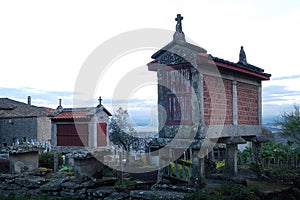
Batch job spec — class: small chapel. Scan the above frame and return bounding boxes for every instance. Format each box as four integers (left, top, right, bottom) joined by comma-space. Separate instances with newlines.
148, 14, 271, 185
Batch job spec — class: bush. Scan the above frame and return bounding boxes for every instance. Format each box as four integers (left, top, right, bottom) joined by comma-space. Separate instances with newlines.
212, 160, 225, 174
39, 152, 63, 169
219, 183, 260, 200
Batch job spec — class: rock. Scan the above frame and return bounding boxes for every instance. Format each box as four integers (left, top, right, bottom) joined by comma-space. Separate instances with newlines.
28, 188, 42, 197
60, 190, 76, 199
231, 177, 247, 186
75, 188, 87, 199
0, 183, 21, 190
15, 176, 46, 188
130, 190, 187, 200
88, 186, 116, 198
104, 192, 129, 200
81, 178, 117, 189
0, 189, 16, 199
40, 176, 70, 191
62, 181, 81, 190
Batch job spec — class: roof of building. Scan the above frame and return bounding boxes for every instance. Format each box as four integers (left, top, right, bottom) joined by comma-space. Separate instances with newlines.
148, 14, 271, 80
211, 55, 271, 79
50, 105, 112, 120
0, 98, 54, 118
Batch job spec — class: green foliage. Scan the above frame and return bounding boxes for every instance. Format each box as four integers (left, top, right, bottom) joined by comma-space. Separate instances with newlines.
215, 160, 225, 169
39, 152, 63, 169
238, 142, 300, 167
186, 189, 217, 200
170, 161, 190, 178
186, 184, 260, 200
211, 160, 225, 174
219, 183, 260, 200
275, 105, 300, 144
261, 142, 300, 161
238, 147, 253, 165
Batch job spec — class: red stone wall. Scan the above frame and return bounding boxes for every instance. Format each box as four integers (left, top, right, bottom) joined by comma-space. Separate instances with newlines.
237, 82, 259, 125
203, 76, 233, 125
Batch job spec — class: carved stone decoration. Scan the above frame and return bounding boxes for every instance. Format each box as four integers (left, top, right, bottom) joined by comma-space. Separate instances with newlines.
158, 51, 187, 65
157, 45, 197, 66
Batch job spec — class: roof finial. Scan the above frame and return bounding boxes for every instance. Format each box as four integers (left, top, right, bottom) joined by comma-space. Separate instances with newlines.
239, 46, 247, 65
98, 96, 103, 106
175, 14, 183, 32
173, 14, 185, 41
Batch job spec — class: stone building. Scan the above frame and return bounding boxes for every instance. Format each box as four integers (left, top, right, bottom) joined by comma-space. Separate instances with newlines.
148, 14, 271, 184
49, 98, 111, 151
0, 97, 53, 146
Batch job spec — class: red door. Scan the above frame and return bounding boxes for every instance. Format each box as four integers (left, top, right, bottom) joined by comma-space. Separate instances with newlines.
97, 123, 107, 147
57, 124, 88, 146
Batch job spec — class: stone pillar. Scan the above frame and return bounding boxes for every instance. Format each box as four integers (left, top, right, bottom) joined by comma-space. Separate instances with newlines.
190, 149, 205, 186
224, 144, 238, 177
88, 121, 97, 148
232, 80, 238, 125
257, 85, 262, 125
51, 123, 57, 146
251, 141, 263, 176
157, 64, 165, 138
157, 147, 170, 183
53, 150, 59, 172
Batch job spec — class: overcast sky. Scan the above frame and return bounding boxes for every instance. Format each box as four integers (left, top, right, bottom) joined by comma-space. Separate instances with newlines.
1, 0, 300, 126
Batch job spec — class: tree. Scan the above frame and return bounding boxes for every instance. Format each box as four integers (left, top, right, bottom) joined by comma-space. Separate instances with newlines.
109, 107, 139, 165
275, 105, 300, 144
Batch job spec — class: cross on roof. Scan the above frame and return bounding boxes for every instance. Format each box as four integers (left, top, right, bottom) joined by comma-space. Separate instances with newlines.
98, 96, 103, 105
175, 14, 183, 32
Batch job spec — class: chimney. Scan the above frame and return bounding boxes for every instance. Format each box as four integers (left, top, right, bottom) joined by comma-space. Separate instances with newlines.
27, 96, 31, 105
57, 98, 63, 110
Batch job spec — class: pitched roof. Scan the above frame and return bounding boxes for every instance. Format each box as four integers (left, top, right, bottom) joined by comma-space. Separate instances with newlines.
148, 41, 271, 80
51, 110, 91, 120
50, 105, 112, 120
0, 98, 54, 118
211, 55, 271, 80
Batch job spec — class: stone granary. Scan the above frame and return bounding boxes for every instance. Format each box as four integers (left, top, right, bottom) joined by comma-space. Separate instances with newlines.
0, 97, 53, 146
148, 14, 271, 185
49, 97, 111, 151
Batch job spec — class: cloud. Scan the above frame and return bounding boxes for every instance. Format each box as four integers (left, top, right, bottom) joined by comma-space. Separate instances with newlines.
0, 87, 73, 108
272, 75, 300, 81
262, 84, 300, 120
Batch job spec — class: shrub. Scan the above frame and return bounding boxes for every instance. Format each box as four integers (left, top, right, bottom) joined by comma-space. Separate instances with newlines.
39, 152, 63, 169
219, 183, 260, 200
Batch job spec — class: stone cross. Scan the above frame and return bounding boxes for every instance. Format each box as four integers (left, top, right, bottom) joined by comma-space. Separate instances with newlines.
175, 14, 183, 32
98, 96, 103, 105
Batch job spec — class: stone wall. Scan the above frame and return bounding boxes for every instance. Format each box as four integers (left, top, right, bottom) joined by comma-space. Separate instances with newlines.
9, 151, 39, 174
0, 117, 37, 146
0, 171, 189, 199
37, 116, 52, 141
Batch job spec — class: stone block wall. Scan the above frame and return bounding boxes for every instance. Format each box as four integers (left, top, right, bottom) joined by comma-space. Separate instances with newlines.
37, 116, 52, 141
9, 151, 39, 173
0, 117, 37, 146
